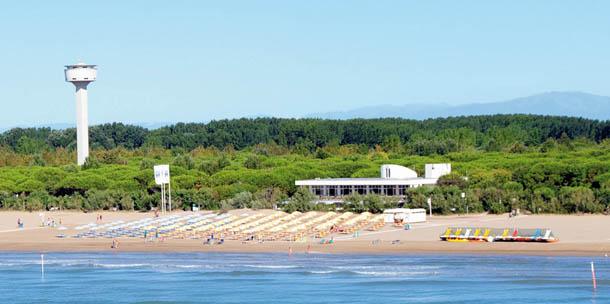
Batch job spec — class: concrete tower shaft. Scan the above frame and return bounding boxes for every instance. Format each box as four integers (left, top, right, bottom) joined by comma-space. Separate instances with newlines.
65, 62, 97, 166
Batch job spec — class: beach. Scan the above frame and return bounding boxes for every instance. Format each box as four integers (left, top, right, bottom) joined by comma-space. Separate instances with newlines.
1, 210, 609, 256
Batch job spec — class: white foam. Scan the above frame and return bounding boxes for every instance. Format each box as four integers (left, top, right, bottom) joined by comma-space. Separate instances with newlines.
173, 264, 211, 269
353, 270, 430, 277
94, 263, 147, 268
244, 265, 299, 269
308, 270, 337, 274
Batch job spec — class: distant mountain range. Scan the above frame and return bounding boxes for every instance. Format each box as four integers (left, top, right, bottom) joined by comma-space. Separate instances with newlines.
2, 91, 609, 132
307, 91, 610, 120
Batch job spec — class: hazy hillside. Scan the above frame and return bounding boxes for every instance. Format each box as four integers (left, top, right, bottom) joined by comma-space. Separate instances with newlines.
4, 92, 609, 132
309, 92, 610, 120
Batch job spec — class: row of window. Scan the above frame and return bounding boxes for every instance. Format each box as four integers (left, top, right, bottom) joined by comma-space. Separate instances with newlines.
308, 185, 415, 196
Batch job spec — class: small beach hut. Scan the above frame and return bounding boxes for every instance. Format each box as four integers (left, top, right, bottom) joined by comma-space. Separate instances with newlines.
383, 208, 427, 223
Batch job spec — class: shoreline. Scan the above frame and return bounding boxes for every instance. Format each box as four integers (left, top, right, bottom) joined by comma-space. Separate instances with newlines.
1, 239, 608, 257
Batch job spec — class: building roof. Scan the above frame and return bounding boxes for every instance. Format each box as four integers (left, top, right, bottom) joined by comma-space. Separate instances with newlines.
295, 177, 438, 186
65, 62, 97, 68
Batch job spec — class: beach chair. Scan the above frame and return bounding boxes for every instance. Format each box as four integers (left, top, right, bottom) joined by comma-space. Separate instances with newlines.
441, 228, 452, 240
500, 228, 510, 240
470, 228, 481, 240
542, 229, 554, 241
511, 228, 519, 240
482, 228, 491, 241
451, 228, 463, 240
462, 228, 471, 239
531, 229, 541, 241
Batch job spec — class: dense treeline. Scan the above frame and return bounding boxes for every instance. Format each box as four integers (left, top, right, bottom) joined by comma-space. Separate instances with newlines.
0, 115, 609, 214
3, 115, 610, 154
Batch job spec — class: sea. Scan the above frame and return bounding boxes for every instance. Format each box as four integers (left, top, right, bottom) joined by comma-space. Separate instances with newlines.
0, 252, 607, 303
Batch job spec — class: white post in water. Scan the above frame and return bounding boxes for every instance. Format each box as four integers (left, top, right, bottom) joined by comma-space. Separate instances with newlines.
41, 254, 44, 278
591, 261, 597, 290
65, 62, 97, 166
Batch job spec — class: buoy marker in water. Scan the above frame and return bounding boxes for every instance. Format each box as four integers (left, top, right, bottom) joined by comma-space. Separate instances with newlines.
590, 261, 596, 290
41, 254, 45, 278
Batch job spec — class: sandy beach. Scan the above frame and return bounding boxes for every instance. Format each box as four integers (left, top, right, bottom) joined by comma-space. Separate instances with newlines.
1, 210, 609, 256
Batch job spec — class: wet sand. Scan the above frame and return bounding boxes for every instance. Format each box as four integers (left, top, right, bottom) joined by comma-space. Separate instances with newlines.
1, 211, 609, 256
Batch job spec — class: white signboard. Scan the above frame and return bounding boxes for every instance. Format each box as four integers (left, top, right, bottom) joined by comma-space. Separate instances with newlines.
154, 165, 170, 185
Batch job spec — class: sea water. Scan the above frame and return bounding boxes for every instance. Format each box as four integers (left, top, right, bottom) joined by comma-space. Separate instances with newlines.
0, 252, 607, 303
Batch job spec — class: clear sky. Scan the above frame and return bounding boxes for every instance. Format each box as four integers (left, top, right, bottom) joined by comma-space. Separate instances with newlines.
1, 1, 609, 127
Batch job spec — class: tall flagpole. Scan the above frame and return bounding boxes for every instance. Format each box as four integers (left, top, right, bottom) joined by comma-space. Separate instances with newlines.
168, 180, 172, 212
161, 183, 165, 214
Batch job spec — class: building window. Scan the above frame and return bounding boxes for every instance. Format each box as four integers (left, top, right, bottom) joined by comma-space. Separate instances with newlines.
340, 185, 352, 196
370, 185, 381, 194
312, 186, 323, 196
398, 185, 407, 195
384, 185, 395, 196
328, 186, 337, 197
355, 185, 366, 195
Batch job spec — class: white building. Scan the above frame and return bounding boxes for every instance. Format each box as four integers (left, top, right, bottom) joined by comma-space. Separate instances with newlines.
295, 164, 451, 198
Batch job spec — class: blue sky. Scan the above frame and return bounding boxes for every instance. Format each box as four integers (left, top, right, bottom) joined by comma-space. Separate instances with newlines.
0, 1, 609, 127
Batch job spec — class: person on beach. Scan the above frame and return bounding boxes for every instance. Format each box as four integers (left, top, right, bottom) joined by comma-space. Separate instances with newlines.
306, 244, 311, 254
288, 246, 293, 256
17, 218, 23, 229
111, 239, 117, 249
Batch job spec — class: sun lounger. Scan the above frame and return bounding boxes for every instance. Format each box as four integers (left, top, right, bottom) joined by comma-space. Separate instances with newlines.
463, 228, 471, 239
470, 228, 481, 240
440, 228, 452, 240
440, 226, 558, 243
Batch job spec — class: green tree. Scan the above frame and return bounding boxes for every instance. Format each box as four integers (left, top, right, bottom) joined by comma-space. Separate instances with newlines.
283, 187, 315, 212
559, 187, 600, 213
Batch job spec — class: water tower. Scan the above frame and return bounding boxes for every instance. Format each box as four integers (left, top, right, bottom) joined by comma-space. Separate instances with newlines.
65, 61, 97, 165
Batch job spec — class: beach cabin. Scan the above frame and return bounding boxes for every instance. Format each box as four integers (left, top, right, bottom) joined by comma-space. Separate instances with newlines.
383, 208, 427, 224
